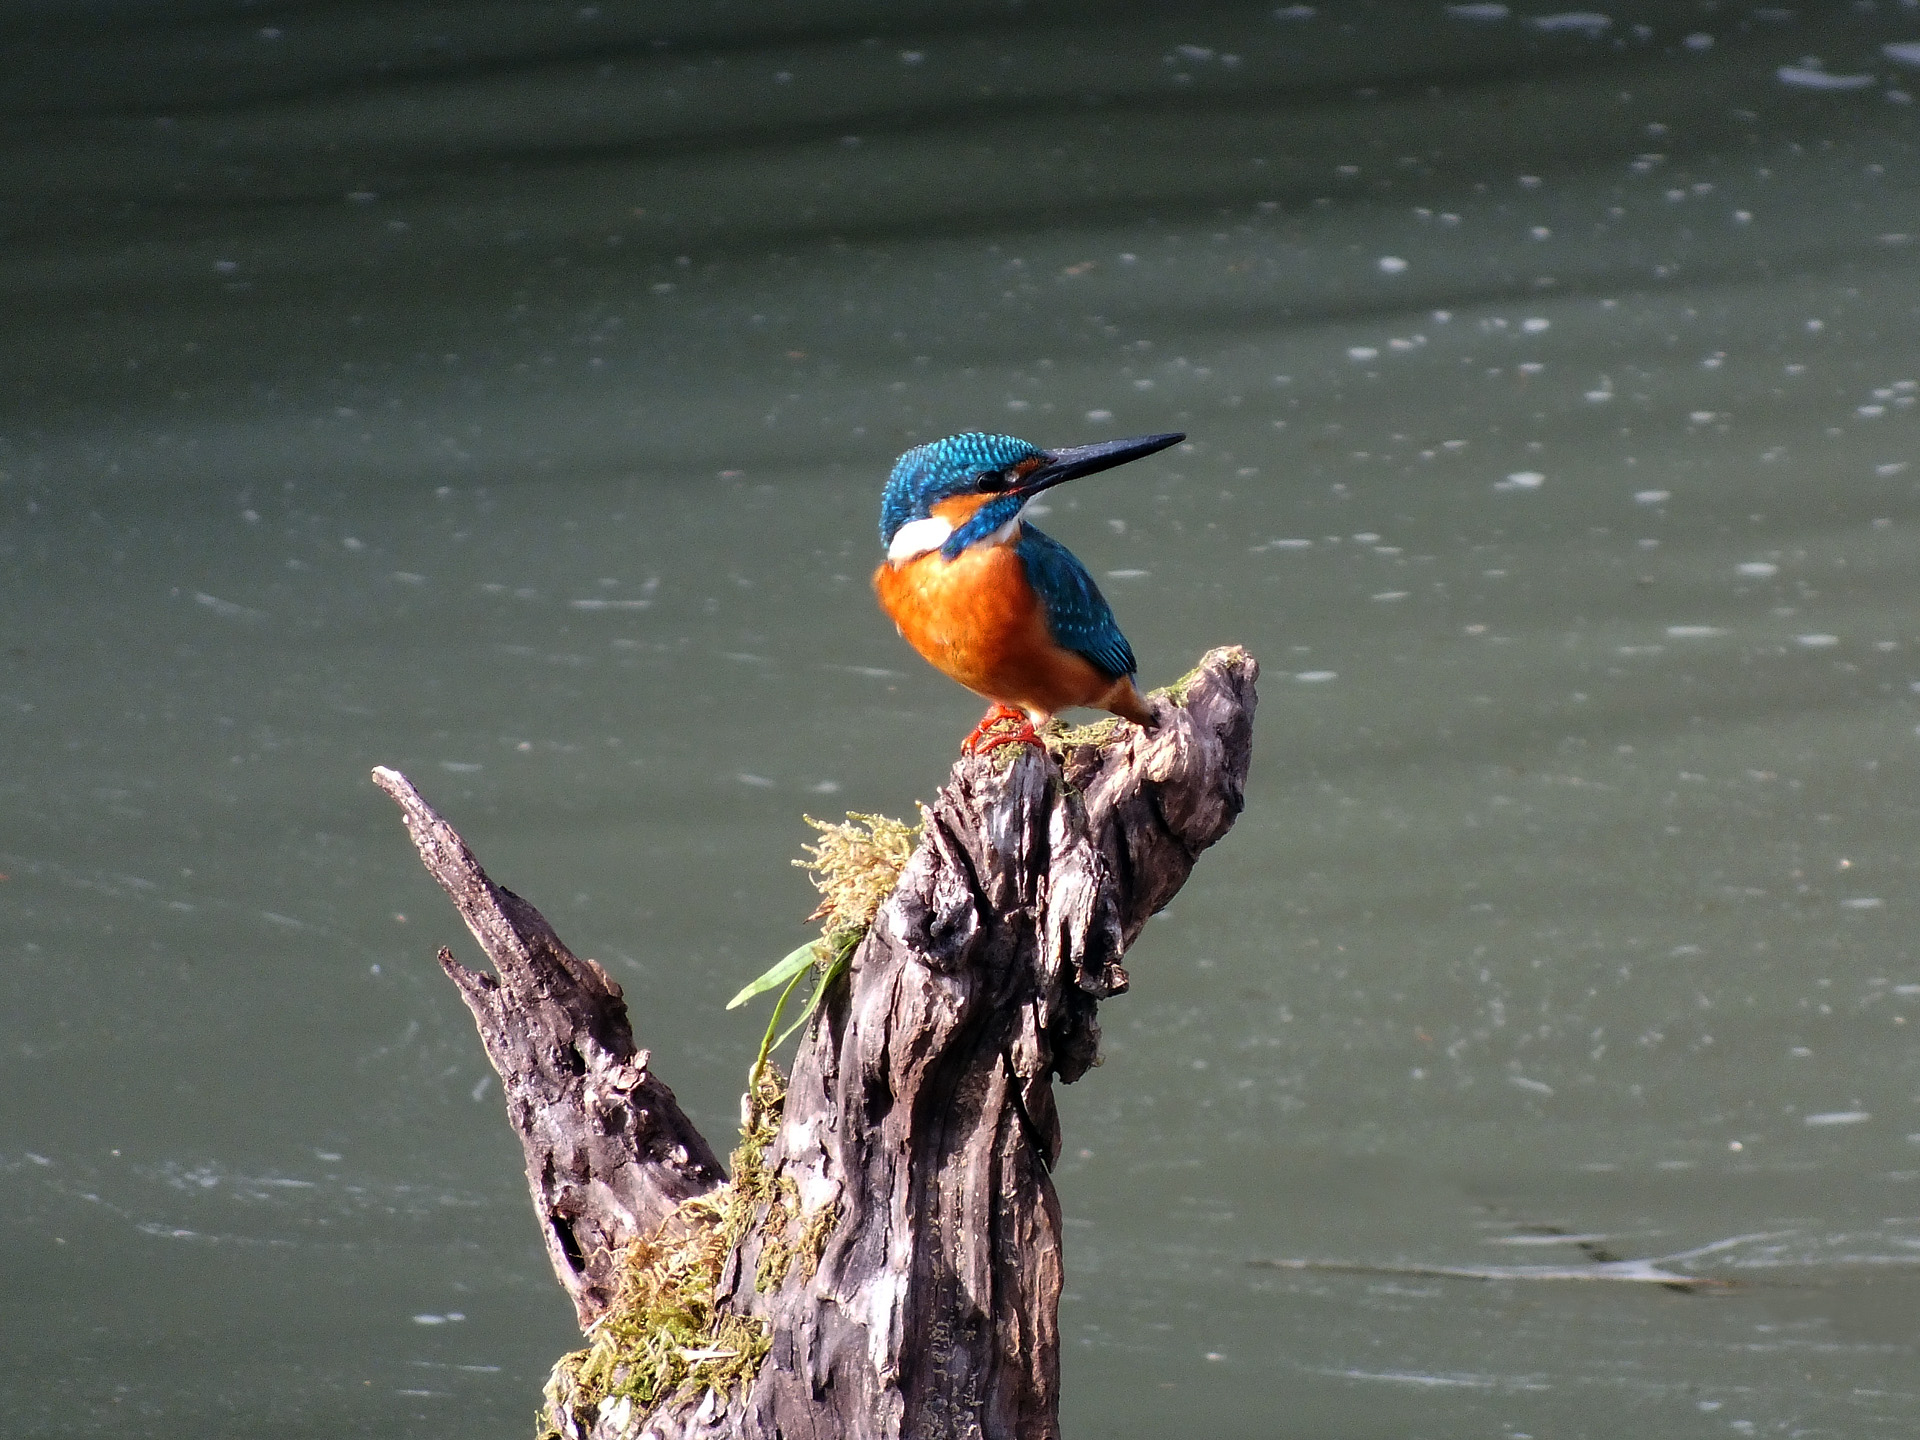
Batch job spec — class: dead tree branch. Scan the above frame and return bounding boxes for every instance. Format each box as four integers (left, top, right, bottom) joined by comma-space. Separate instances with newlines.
376, 643, 1257, 1438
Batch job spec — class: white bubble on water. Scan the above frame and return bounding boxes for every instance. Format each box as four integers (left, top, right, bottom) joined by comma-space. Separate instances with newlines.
1495, 471, 1544, 490
195, 592, 268, 621
1348, 345, 1379, 360
1666, 625, 1726, 639
1796, 634, 1839, 648
1684, 33, 1714, 50
1778, 66, 1876, 91
1804, 1110, 1871, 1125
1883, 42, 1920, 67
1530, 13, 1612, 34
1378, 255, 1408, 273
1294, 670, 1337, 683
1445, 3, 1509, 18
1521, 316, 1550, 332
1737, 562, 1778, 578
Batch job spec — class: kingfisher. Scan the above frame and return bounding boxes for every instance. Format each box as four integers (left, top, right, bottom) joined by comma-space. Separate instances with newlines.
873, 429, 1184, 755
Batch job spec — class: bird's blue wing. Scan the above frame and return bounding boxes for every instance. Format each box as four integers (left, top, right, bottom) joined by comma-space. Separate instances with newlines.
1016, 526, 1137, 681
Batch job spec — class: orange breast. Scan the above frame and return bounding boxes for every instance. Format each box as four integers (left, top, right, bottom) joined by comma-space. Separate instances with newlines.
873, 541, 1113, 719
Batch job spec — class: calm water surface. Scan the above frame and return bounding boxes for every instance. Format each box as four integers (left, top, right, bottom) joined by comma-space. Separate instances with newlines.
6, 4, 1920, 1436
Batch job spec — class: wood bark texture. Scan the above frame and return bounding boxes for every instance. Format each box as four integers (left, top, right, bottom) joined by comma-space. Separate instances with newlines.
375, 643, 1257, 1440
371, 765, 725, 1328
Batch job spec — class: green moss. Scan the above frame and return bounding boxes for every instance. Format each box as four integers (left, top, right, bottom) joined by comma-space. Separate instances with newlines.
538, 1067, 805, 1439
1044, 715, 1130, 752
1044, 674, 1208, 758
752, 1177, 840, 1294
793, 810, 921, 941
1150, 661, 1208, 707
542, 815, 912, 1435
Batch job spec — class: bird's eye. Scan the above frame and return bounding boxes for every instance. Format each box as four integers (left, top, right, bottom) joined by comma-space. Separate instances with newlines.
976, 469, 1011, 493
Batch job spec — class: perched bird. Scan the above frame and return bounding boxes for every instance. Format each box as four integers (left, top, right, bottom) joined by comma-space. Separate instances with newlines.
873, 430, 1184, 755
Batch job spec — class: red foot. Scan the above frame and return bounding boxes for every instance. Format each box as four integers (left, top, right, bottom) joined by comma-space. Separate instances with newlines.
962, 704, 1042, 757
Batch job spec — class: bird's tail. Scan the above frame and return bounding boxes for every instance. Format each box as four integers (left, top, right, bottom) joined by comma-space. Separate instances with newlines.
1100, 677, 1155, 728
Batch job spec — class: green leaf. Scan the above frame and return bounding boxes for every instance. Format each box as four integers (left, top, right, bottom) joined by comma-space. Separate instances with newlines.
726, 940, 821, 1010
747, 964, 812, 1091
771, 943, 854, 1050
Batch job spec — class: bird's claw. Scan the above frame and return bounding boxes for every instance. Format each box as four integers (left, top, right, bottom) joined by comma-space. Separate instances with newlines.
962, 705, 1043, 757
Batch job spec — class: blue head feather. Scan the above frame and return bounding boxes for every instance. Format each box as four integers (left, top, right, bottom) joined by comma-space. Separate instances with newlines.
878, 432, 1043, 545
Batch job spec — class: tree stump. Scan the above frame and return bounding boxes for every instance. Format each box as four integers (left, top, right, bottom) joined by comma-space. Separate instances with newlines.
375, 644, 1257, 1440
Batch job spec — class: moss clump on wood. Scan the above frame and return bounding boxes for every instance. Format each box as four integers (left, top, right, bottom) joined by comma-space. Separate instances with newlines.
732, 811, 926, 1107
1150, 660, 1210, 708
1044, 715, 1129, 751
794, 811, 921, 942
1044, 666, 1206, 755
542, 815, 918, 1436
752, 1175, 841, 1295
540, 1068, 792, 1439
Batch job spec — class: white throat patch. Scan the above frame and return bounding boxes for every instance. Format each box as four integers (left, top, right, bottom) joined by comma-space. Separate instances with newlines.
885, 502, 1028, 564
886, 515, 955, 562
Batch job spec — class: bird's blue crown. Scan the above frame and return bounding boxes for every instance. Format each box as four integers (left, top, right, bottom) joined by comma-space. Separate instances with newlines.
878, 432, 1042, 545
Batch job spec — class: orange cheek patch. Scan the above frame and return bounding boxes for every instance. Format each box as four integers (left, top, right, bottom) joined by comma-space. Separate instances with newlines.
929, 493, 990, 525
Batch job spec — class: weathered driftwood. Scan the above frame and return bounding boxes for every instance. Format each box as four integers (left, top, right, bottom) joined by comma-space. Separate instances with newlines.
376, 643, 1257, 1439
371, 765, 726, 1327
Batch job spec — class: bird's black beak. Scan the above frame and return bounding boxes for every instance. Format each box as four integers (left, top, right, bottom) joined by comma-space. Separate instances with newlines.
1013, 432, 1185, 496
